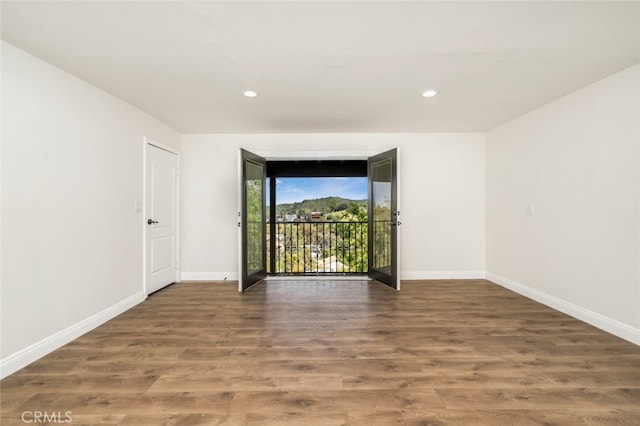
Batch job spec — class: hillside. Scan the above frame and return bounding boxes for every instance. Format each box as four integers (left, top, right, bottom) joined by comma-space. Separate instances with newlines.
276, 197, 366, 217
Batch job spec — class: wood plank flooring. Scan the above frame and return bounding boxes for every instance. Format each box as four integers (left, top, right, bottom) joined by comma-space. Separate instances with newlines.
1, 279, 639, 425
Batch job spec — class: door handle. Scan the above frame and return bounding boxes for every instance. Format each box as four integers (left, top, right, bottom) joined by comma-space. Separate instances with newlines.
147, 219, 159, 225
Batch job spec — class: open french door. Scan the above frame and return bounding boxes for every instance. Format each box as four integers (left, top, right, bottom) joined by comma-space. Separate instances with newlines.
238, 149, 267, 292
368, 148, 400, 290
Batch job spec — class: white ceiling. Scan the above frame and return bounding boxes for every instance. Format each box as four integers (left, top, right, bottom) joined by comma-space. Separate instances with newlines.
2, 1, 639, 133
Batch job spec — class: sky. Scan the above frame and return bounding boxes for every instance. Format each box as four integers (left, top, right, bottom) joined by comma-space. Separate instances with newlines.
275, 177, 367, 205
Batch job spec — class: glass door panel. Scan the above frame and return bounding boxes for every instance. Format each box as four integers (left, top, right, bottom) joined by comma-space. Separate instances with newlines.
368, 149, 399, 290
240, 149, 267, 291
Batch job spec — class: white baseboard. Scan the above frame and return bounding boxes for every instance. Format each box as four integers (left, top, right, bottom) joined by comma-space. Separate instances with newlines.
0, 291, 146, 379
180, 272, 238, 281
486, 272, 640, 346
181, 271, 486, 281
401, 270, 486, 280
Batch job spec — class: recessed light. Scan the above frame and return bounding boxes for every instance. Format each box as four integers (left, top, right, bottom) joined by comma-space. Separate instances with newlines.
422, 89, 439, 98
243, 90, 258, 98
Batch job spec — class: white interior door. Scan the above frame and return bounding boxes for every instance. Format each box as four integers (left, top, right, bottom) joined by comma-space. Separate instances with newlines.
145, 143, 178, 294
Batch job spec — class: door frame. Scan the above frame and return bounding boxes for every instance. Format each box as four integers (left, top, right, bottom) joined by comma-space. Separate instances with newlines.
256, 150, 378, 161
143, 137, 181, 295
237, 148, 268, 292
368, 148, 401, 290
245, 149, 400, 284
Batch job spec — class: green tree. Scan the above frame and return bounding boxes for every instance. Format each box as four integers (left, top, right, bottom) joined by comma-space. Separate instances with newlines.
245, 179, 263, 273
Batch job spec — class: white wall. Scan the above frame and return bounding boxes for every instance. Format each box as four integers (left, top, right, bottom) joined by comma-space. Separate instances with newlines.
486, 64, 640, 344
180, 133, 486, 280
1, 42, 180, 377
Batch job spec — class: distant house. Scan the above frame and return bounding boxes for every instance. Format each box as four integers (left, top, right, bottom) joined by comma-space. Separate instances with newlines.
310, 211, 322, 220
284, 214, 297, 222
310, 244, 322, 257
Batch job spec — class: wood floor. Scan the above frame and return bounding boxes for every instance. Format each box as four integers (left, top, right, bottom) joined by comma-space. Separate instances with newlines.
1, 279, 639, 425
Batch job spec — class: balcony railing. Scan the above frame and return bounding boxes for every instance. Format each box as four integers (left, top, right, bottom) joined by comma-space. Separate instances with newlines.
267, 221, 368, 275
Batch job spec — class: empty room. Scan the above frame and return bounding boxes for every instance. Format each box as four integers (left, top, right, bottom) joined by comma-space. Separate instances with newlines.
1, 1, 639, 425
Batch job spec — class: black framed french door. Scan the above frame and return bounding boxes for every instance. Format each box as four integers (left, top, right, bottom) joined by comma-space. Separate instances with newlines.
367, 148, 400, 290
239, 149, 267, 292
238, 148, 399, 290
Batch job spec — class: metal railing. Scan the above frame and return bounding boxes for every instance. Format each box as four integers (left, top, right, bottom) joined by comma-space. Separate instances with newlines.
371, 219, 392, 270
268, 221, 367, 275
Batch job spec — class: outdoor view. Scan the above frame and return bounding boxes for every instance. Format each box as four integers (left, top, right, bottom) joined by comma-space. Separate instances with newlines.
269, 177, 368, 274
245, 161, 264, 275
